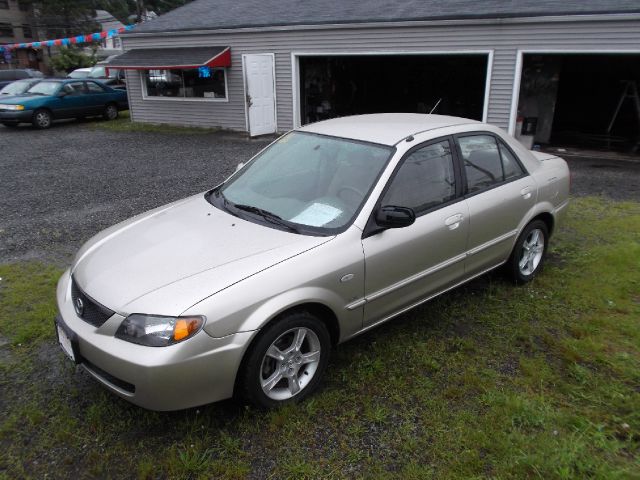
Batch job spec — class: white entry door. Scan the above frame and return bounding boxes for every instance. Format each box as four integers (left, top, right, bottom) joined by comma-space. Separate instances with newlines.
244, 53, 276, 136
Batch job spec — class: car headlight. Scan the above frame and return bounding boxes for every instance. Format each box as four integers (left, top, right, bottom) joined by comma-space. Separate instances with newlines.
0, 104, 25, 111
115, 314, 206, 346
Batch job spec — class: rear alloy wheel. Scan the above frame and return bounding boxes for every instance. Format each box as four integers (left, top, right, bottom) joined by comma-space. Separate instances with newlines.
32, 109, 52, 129
103, 104, 118, 121
507, 219, 549, 284
239, 311, 331, 409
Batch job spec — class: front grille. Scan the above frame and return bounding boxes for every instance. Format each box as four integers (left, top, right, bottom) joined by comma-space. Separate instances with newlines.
70, 276, 114, 328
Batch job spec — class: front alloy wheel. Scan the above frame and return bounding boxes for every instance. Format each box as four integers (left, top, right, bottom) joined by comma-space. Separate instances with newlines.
260, 327, 322, 401
32, 109, 52, 129
239, 311, 330, 408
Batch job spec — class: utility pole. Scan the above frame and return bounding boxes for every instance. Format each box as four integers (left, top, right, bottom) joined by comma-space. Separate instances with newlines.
136, 0, 145, 23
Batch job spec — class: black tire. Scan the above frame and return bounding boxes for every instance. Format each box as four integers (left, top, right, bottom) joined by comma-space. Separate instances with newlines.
238, 310, 331, 409
2, 122, 18, 128
103, 103, 118, 121
32, 109, 52, 129
506, 219, 549, 284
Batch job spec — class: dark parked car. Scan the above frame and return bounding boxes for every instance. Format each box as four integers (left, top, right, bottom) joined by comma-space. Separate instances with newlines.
0, 68, 44, 89
0, 78, 42, 98
0, 79, 128, 129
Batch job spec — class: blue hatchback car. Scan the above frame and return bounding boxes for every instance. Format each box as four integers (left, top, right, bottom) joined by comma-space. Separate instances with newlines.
0, 78, 128, 129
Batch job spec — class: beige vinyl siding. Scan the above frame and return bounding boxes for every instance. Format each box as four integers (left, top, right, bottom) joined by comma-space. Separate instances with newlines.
122, 17, 640, 132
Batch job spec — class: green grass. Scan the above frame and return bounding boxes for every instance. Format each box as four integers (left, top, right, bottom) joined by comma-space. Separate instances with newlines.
91, 110, 223, 135
0, 196, 639, 479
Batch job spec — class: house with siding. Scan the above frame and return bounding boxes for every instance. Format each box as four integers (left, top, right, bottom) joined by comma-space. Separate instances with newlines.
109, 0, 640, 150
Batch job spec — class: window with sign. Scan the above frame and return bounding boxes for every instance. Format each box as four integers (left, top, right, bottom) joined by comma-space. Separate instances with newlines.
143, 67, 227, 100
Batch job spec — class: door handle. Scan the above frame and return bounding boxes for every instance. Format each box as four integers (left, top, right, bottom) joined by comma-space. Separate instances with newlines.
520, 187, 533, 200
445, 213, 463, 230
246, 94, 252, 107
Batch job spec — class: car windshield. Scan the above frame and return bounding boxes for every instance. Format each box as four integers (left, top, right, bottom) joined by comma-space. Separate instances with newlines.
26, 81, 61, 96
212, 131, 393, 235
0, 79, 36, 95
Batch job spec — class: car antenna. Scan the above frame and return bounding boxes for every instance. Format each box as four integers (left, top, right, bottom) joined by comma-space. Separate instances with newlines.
429, 98, 442, 114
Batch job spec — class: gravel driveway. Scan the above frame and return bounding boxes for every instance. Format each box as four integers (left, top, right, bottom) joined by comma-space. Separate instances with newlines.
1, 122, 639, 264
0, 123, 271, 264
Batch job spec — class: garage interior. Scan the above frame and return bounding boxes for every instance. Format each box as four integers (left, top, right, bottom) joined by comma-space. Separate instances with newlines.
516, 54, 640, 154
299, 54, 488, 126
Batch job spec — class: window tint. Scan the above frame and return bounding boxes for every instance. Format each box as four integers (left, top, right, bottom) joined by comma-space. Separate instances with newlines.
85, 81, 106, 93
499, 141, 525, 179
459, 135, 503, 193
382, 140, 456, 213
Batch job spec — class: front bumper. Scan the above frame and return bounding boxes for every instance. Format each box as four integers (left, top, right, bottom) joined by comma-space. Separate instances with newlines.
55, 269, 254, 411
0, 109, 33, 123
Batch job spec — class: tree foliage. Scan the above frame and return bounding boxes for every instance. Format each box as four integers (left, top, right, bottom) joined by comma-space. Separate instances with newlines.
48, 46, 97, 73
21, 0, 197, 36
94, 0, 197, 23
23, 1, 99, 38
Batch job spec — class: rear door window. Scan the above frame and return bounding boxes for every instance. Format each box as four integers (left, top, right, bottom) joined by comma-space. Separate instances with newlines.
458, 135, 504, 193
499, 141, 525, 179
457, 134, 526, 194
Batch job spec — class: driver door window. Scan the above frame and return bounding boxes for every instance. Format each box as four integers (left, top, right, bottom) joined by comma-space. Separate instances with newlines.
381, 140, 456, 213
64, 82, 86, 95
362, 137, 468, 327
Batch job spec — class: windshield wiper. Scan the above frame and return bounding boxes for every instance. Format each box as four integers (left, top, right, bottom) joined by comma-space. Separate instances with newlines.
232, 204, 300, 233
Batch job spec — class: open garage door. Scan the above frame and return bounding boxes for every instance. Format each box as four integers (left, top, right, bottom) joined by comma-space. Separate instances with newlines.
298, 54, 489, 126
514, 53, 640, 153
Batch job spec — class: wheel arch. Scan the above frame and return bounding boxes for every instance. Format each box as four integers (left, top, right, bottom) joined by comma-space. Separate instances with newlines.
232, 301, 340, 398
532, 211, 555, 238
33, 106, 54, 118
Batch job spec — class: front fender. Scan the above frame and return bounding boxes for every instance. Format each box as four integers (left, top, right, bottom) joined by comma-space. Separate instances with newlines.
234, 286, 347, 336
186, 228, 366, 341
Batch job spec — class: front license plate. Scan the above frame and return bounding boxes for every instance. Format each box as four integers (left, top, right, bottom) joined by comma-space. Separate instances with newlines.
57, 324, 75, 362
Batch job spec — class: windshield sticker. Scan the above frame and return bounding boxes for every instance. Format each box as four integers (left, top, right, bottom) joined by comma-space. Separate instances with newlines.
290, 203, 342, 227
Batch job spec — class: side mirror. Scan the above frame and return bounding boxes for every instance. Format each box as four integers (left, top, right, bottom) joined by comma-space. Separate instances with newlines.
57, 91, 67, 97
235, 162, 245, 172
375, 205, 415, 229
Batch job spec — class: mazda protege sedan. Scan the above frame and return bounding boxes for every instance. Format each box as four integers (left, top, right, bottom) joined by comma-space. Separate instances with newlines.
55, 114, 570, 410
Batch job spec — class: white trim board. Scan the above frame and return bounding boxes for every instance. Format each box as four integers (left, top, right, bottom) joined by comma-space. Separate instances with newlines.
291, 49, 494, 128
507, 49, 640, 136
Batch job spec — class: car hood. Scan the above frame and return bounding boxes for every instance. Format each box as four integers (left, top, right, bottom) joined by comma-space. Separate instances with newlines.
0, 94, 46, 105
0, 94, 30, 102
72, 194, 333, 315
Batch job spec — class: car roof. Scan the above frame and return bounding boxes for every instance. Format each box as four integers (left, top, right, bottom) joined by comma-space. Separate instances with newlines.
298, 113, 481, 146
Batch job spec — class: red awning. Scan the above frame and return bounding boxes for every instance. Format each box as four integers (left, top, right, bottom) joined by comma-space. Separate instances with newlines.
106, 46, 231, 70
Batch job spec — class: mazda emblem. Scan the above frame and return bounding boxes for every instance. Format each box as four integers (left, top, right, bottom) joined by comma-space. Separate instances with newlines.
74, 297, 84, 316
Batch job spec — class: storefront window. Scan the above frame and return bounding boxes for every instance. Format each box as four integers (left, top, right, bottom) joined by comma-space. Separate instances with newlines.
144, 67, 227, 100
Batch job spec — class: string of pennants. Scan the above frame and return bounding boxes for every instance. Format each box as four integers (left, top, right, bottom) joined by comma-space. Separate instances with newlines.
0, 24, 136, 53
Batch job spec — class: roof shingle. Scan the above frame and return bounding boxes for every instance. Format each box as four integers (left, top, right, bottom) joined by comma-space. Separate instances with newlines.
132, 0, 640, 34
